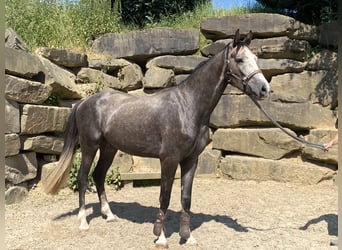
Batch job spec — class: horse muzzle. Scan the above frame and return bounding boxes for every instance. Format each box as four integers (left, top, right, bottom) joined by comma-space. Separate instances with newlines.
245, 74, 270, 100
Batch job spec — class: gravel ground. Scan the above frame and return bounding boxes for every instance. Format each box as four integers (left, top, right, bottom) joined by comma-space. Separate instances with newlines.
5, 177, 338, 250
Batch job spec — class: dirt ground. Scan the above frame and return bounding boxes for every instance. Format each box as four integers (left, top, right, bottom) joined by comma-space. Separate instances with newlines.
5, 177, 338, 250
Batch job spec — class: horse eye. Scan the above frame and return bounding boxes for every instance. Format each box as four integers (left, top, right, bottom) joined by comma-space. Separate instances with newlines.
235, 58, 243, 64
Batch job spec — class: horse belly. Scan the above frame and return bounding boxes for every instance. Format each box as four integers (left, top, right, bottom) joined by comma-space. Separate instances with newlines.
103, 116, 162, 158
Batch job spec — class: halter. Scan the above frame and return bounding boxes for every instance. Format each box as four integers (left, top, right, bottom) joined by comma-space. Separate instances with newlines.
225, 44, 262, 91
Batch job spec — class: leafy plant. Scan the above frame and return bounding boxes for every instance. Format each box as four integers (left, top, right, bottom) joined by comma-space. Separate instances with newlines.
44, 93, 63, 106
68, 151, 96, 192
105, 167, 123, 191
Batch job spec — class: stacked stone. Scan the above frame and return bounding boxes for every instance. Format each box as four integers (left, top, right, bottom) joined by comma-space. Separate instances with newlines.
5, 13, 338, 204
200, 13, 338, 183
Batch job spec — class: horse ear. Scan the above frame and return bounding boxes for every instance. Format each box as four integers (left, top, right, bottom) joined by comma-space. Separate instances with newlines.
243, 30, 253, 46
233, 29, 240, 47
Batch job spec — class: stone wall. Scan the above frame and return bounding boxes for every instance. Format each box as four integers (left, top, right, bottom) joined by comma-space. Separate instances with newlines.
5, 13, 338, 204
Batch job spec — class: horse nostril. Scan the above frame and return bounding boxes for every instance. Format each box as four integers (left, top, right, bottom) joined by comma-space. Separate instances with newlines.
261, 85, 269, 97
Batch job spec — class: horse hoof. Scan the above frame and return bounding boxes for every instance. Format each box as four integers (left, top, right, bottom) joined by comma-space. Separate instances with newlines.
106, 214, 117, 222
185, 235, 197, 245
155, 239, 168, 249
79, 222, 90, 231
154, 230, 168, 249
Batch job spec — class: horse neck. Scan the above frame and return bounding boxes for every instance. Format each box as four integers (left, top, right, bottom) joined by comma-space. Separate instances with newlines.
177, 48, 228, 121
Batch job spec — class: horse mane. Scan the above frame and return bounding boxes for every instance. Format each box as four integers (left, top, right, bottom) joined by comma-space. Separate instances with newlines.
177, 45, 229, 86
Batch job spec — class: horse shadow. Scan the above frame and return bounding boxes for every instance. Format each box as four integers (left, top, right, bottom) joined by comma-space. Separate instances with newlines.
53, 201, 249, 236
298, 213, 338, 236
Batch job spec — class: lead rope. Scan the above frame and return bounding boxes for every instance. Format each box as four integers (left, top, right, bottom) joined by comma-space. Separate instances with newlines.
249, 96, 326, 150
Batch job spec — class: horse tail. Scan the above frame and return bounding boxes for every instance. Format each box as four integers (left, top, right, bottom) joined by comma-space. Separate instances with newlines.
43, 100, 83, 194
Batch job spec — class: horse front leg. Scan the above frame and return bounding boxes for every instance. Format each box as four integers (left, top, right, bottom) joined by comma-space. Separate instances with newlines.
179, 155, 198, 245
154, 156, 178, 248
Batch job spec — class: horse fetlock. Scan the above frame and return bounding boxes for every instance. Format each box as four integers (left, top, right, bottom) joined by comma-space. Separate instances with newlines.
153, 210, 166, 236
179, 226, 191, 240
179, 212, 191, 239
153, 220, 163, 236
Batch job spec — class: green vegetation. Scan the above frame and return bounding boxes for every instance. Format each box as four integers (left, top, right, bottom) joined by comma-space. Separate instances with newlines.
256, 0, 337, 25
68, 150, 123, 192
5, 0, 261, 52
105, 167, 123, 191
68, 151, 96, 192
6, 0, 336, 52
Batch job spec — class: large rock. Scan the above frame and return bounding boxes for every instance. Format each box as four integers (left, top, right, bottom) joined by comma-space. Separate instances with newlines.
36, 47, 88, 68
302, 129, 338, 165
146, 55, 207, 74
5, 134, 20, 157
200, 13, 317, 41
212, 128, 301, 160
5, 152, 38, 184
20, 135, 64, 154
249, 37, 310, 61
197, 144, 221, 175
5, 99, 20, 134
92, 28, 199, 64
5, 74, 52, 104
210, 95, 336, 130
76, 67, 122, 90
20, 104, 71, 134
38, 56, 84, 99
5, 186, 28, 205
270, 71, 337, 107
219, 155, 335, 184
5, 28, 28, 51
132, 156, 161, 173
5, 47, 44, 79
305, 50, 338, 109
118, 64, 144, 91
306, 50, 337, 71
257, 59, 305, 81
144, 67, 175, 89
200, 39, 232, 57
88, 57, 131, 73
111, 151, 133, 173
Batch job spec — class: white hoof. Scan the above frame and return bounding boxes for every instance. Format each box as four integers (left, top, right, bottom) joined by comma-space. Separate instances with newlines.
78, 208, 89, 230
106, 214, 117, 222
155, 230, 168, 249
186, 235, 197, 245
101, 203, 116, 222
79, 220, 90, 230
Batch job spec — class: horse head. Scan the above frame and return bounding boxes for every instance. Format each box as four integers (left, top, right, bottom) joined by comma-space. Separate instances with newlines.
226, 29, 270, 99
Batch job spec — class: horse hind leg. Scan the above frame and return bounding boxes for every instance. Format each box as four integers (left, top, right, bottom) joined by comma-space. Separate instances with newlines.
92, 141, 117, 222
77, 144, 98, 230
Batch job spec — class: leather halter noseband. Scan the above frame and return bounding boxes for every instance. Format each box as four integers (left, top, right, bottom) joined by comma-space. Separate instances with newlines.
225, 44, 262, 91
